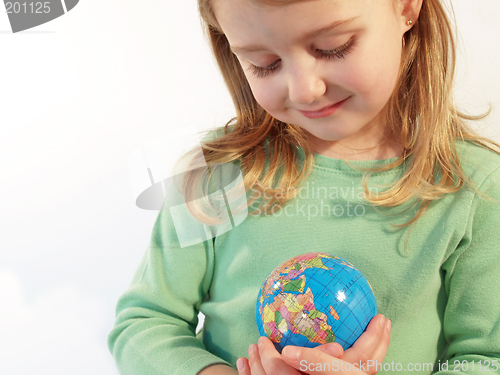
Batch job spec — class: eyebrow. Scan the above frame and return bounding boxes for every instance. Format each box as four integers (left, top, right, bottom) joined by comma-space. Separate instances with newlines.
230, 16, 359, 54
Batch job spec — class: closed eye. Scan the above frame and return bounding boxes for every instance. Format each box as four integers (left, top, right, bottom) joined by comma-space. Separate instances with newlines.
248, 37, 356, 79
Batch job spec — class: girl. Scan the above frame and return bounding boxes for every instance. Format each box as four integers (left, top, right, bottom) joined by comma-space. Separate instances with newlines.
108, 0, 500, 374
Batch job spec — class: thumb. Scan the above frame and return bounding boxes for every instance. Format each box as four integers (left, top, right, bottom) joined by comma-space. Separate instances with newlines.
282, 345, 347, 374
312, 342, 344, 358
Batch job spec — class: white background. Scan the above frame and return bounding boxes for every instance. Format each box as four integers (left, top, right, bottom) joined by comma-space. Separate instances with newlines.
0, 1, 499, 374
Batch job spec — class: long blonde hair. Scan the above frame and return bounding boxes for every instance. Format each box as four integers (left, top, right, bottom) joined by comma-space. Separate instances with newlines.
177, 0, 500, 229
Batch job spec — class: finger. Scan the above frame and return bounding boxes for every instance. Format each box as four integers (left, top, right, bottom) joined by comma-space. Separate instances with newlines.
282, 345, 353, 375
367, 318, 391, 369
311, 342, 344, 358
237, 357, 250, 375
248, 343, 266, 375
258, 336, 302, 375
342, 314, 387, 366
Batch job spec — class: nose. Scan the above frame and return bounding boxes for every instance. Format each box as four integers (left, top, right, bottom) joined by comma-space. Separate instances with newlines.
285, 61, 326, 105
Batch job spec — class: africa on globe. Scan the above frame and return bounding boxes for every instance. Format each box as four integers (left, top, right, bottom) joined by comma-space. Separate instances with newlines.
255, 252, 377, 352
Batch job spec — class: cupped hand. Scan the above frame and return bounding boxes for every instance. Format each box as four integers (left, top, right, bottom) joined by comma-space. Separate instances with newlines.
236, 335, 312, 375
340, 314, 391, 371
236, 314, 390, 375
282, 314, 391, 375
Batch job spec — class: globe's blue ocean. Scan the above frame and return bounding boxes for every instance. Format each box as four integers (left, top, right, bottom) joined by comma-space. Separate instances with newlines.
256, 253, 377, 352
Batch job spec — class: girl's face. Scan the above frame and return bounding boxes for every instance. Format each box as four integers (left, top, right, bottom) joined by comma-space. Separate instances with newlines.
214, 0, 414, 158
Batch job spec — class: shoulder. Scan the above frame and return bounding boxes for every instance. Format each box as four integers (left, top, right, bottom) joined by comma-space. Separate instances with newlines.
455, 140, 500, 188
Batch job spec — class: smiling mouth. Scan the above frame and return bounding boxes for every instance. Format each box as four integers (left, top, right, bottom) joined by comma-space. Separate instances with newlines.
298, 97, 350, 119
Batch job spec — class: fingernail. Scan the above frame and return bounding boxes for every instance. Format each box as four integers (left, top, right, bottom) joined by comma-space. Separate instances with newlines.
248, 344, 257, 356
379, 315, 386, 327
386, 319, 392, 332
283, 346, 301, 360
258, 336, 264, 347
237, 358, 245, 372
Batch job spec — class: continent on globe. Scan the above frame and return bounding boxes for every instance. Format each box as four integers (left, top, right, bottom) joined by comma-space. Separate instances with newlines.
262, 285, 335, 345
255, 252, 377, 352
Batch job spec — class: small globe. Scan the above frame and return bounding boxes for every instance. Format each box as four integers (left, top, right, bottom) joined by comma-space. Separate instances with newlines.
255, 252, 377, 353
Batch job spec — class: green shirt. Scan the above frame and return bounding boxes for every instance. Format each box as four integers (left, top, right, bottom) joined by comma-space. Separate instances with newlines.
108, 139, 500, 375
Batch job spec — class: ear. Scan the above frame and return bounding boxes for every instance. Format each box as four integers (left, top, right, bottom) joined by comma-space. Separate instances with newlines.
397, 0, 423, 32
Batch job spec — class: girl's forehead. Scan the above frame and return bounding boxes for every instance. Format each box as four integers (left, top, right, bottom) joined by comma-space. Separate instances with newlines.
212, 0, 388, 26
213, 0, 375, 36
213, 0, 386, 12
228, 0, 397, 8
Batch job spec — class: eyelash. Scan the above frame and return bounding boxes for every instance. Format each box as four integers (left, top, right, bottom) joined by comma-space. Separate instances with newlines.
248, 38, 355, 79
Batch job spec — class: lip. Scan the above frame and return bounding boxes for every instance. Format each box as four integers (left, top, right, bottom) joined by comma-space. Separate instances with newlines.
298, 97, 350, 119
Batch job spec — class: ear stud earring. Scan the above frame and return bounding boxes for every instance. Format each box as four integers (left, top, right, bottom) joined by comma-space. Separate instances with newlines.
407, 20, 413, 26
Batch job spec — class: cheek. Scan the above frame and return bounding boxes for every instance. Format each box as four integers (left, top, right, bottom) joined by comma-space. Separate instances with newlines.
346, 43, 401, 101
249, 81, 282, 112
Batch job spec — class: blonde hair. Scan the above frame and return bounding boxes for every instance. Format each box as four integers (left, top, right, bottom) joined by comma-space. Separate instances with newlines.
176, 0, 500, 230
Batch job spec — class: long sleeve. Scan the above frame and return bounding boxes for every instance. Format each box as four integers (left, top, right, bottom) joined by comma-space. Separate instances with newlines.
107, 202, 230, 375
107, 139, 500, 375
438, 166, 500, 374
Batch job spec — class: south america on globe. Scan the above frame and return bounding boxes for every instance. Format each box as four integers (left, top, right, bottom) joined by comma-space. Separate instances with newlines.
255, 252, 377, 353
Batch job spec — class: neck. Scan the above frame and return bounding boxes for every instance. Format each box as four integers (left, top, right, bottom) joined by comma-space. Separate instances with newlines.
307, 132, 403, 161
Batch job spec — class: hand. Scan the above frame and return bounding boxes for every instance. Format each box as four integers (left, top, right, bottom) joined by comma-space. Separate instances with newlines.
282, 314, 391, 375
236, 314, 390, 375
236, 333, 345, 374
236, 335, 309, 375
337, 314, 391, 372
